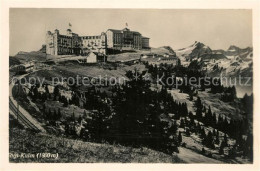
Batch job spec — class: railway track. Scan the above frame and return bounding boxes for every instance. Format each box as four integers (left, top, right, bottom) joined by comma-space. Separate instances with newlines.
9, 74, 41, 132
9, 97, 40, 132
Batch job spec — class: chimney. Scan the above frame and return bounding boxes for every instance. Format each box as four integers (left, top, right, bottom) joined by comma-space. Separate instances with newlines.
54, 29, 59, 34
67, 29, 72, 36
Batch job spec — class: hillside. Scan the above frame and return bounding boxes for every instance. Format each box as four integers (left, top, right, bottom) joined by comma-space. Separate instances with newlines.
9, 127, 183, 163
108, 47, 176, 62
11, 46, 176, 64
25, 63, 146, 84
12, 51, 56, 63
9, 43, 253, 164
9, 56, 21, 66
170, 89, 245, 120
9, 126, 226, 163
208, 45, 253, 78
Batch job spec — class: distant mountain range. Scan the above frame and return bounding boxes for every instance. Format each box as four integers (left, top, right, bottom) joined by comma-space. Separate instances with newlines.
175, 41, 253, 79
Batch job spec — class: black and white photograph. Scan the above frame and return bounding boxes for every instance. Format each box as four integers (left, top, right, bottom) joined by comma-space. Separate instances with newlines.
4, 5, 257, 165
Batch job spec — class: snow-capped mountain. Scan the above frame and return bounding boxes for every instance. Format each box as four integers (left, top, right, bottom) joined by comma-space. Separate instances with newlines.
208, 45, 253, 78
175, 42, 253, 78
175, 41, 219, 66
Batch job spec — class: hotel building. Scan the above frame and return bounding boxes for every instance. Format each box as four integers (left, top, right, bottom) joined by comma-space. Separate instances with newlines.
46, 26, 150, 56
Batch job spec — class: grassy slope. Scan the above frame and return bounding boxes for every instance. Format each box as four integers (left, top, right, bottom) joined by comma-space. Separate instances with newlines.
12, 46, 172, 63
170, 89, 244, 120
10, 127, 224, 163
177, 147, 222, 163
9, 128, 183, 163
169, 90, 251, 163
55, 63, 146, 78
25, 63, 146, 82
197, 90, 244, 120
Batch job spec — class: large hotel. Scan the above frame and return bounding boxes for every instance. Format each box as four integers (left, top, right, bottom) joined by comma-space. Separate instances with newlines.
46, 26, 150, 56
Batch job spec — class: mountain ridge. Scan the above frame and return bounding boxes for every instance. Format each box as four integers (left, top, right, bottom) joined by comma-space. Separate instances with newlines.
174, 41, 253, 79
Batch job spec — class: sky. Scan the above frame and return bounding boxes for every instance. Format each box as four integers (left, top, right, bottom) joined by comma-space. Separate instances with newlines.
9, 9, 252, 56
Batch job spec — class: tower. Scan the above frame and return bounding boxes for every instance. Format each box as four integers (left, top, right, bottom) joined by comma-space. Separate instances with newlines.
53, 29, 60, 55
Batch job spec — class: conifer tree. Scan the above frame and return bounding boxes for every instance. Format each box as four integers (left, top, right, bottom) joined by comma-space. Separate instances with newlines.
223, 133, 228, 146
53, 85, 59, 100
178, 132, 182, 144
53, 109, 57, 120
189, 92, 193, 101
45, 85, 49, 94
196, 97, 203, 120
200, 127, 206, 139
58, 108, 62, 120
186, 128, 191, 136
180, 118, 185, 128
215, 130, 220, 145
63, 98, 68, 107
219, 141, 224, 155
48, 108, 52, 120
42, 103, 46, 112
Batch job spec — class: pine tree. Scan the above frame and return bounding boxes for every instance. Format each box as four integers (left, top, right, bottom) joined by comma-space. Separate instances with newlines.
189, 92, 193, 101
217, 114, 223, 131
186, 128, 191, 136
63, 98, 68, 107
223, 133, 228, 147
204, 106, 212, 126
202, 147, 206, 154
180, 118, 185, 128
178, 132, 182, 144
45, 85, 49, 94
219, 141, 224, 155
206, 131, 215, 149
201, 78, 205, 91
212, 113, 217, 128
48, 108, 52, 120
231, 86, 237, 100
78, 115, 83, 123
184, 103, 189, 116
58, 108, 62, 120
83, 110, 87, 119
42, 103, 46, 112
71, 112, 75, 122
215, 130, 220, 145
200, 127, 206, 139
195, 97, 203, 120
188, 111, 193, 119
53, 109, 57, 121
53, 85, 59, 100
213, 129, 216, 136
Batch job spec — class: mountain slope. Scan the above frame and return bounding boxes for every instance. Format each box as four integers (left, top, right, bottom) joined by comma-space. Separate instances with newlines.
175, 42, 253, 79
207, 45, 253, 78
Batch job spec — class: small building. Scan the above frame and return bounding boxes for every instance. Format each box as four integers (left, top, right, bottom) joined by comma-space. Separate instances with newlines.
142, 37, 150, 49
163, 53, 176, 58
86, 52, 97, 63
11, 62, 34, 74
86, 52, 107, 63
141, 53, 155, 58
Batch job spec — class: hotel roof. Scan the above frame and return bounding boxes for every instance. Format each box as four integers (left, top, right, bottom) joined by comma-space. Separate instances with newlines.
107, 28, 141, 35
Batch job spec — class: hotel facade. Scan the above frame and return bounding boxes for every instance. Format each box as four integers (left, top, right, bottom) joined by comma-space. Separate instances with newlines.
46, 27, 150, 56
